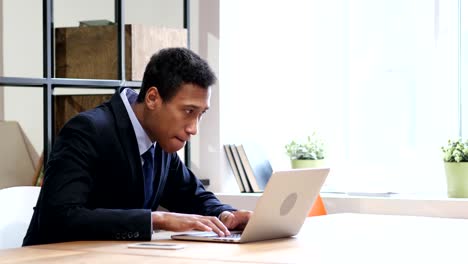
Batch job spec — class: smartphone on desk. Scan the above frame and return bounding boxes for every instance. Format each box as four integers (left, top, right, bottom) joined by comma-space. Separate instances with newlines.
128, 242, 185, 250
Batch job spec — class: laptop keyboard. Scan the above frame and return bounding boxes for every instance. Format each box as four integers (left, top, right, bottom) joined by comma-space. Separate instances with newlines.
225, 232, 242, 239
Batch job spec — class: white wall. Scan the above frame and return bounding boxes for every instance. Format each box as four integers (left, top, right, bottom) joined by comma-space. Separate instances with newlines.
2, 0, 43, 154
193, 0, 319, 193
207, 0, 313, 193
188, 0, 237, 193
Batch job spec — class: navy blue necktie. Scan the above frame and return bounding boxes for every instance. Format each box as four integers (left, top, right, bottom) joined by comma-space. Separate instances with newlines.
142, 145, 155, 209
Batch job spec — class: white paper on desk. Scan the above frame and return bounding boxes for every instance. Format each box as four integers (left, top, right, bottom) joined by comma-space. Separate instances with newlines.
128, 242, 185, 250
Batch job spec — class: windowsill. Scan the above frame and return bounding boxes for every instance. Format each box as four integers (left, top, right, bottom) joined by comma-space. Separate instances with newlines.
321, 191, 468, 200
216, 192, 468, 219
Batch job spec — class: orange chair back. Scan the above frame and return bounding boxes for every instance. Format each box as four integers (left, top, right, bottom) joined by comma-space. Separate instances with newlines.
308, 195, 327, 217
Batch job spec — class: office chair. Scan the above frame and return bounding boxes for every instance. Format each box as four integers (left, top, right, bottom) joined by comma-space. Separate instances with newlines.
308, 195, 327, 217
0, 186, 40, 249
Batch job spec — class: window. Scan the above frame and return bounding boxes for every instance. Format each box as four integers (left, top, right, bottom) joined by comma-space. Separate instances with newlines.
219, 0, 465, 194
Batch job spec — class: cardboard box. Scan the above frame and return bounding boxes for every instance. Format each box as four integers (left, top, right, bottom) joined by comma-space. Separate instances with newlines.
0, 121, 39, 188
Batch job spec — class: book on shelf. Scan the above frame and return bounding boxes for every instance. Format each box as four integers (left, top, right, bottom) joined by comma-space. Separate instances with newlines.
230, 144, 253, 193
223, 144, 245, 192
236, 144, 273, 193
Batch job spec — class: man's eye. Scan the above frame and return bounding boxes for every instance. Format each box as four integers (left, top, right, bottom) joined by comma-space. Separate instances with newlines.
198, 112, 205, 120
185, 109, 194, 114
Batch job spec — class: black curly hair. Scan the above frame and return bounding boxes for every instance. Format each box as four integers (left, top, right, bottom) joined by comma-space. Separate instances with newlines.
137, 47, 217, 103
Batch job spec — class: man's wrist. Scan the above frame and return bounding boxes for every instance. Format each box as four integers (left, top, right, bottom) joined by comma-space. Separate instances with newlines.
151, 211, 165, 231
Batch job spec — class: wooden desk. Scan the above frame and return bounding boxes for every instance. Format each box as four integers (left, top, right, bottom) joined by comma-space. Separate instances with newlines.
0, 248, 236, 264
3, 213, 468, 263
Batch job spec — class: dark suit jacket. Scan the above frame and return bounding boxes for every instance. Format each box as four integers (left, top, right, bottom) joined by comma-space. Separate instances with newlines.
23, 89, 235, 246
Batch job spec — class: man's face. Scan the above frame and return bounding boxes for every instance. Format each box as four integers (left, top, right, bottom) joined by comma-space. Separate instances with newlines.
143, 83, 210, 153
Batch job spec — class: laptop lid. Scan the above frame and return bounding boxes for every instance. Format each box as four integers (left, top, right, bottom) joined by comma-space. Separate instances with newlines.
171, 168, 329, 243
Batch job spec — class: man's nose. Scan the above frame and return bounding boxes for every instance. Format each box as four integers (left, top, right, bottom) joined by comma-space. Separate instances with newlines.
186, 118, 198, 135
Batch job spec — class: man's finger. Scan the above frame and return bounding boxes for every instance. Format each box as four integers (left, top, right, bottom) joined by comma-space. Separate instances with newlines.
205, 216, 230, 236
193, 221, 214, 232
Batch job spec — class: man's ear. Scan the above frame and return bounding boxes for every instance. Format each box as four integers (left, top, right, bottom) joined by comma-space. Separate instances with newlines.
145, 86, 161, 109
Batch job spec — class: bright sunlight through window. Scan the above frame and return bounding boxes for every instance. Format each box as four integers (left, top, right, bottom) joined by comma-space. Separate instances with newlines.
220, 0, 467, 195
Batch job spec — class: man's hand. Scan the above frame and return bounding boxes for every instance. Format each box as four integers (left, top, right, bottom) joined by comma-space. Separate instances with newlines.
218, 210, 253, 230
151, 212, 231, 237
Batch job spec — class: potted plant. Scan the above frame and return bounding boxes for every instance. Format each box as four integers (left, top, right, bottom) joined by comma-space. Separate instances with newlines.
441, 139, 468, 198
285, 132, 325, 169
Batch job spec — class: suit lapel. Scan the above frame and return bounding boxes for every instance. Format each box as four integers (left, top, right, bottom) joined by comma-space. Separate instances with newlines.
108, 88, 145, 206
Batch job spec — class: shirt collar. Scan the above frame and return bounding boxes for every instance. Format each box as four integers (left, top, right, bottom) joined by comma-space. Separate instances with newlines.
120, 88, 155, 155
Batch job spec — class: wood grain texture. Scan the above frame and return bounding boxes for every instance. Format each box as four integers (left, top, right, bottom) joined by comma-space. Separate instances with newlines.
10, 214, 468, 263
55, 25, 127, 80
0, 247, 82, 264
55, 25, 187, 81
131, 25, 187, 81
54, 94, 112, 137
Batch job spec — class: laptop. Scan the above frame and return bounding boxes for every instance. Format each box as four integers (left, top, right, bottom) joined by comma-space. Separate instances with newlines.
171, 168, 329, 243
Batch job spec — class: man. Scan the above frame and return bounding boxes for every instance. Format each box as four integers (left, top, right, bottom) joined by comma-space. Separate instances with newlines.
23, 48, 251, 246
